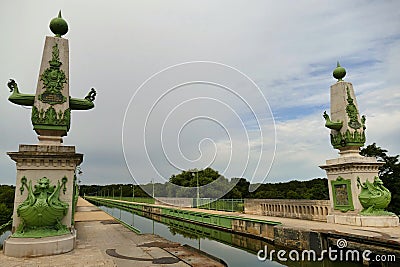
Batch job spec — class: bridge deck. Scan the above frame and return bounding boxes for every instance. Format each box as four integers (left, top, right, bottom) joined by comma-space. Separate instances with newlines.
0, 197, 225, 267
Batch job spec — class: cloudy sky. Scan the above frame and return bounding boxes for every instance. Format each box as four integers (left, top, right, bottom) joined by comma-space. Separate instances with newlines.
1, 1, 399, 186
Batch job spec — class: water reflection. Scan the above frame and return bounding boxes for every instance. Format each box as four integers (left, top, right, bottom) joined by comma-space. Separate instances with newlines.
0, 226, 11, 249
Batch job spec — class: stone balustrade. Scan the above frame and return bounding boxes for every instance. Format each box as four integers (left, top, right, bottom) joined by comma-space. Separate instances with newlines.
244, 199, 330, 221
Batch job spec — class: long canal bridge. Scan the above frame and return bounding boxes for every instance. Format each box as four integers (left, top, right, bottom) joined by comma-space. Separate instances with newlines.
2, 9, 399, 267
2, 195, 399, 266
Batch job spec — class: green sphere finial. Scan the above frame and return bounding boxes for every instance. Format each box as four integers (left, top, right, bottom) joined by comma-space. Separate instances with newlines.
49, 10, 68, 37
333, 61, 346, 81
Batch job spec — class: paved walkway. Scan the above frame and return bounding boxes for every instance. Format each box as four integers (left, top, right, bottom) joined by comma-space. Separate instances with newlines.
0, 198, 224, 267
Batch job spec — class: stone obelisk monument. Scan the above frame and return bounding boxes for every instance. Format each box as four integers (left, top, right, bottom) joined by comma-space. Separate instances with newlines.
320, 63, 398, 227
3, 11, 96, 257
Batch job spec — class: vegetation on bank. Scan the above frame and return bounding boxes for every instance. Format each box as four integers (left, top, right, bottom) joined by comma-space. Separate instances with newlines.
0, 185, 15, 225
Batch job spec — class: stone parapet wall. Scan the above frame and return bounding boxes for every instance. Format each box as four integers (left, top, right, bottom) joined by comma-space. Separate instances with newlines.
244, 199, 330, 221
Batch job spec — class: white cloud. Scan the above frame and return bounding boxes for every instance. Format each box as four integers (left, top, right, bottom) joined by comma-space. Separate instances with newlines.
0, 1, 399, 185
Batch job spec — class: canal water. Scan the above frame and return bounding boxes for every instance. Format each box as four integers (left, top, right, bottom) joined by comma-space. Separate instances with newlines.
96, 203, 364, 267
0, 230, 11, 249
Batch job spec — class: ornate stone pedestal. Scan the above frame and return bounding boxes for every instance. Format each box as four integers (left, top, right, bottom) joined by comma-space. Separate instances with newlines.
7, 145, 82, 233
320, 151, 398, 227
3, 145, 82, 256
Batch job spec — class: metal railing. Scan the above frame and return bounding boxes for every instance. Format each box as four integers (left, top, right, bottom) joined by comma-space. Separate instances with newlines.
196, 198, 244, 212
102, 196, 155, 204
154, 197, 244, 212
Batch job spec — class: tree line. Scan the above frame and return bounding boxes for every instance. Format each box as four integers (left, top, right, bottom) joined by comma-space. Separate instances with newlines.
80, 171, 328, 200
0, 185, 15, 225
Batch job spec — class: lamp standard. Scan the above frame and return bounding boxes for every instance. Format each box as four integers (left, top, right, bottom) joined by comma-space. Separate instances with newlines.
191, 168, 200, 207
152, 178, 155, 198
196, 171, 199, 206
75, 166, 82, 197
132, 184, 135, 202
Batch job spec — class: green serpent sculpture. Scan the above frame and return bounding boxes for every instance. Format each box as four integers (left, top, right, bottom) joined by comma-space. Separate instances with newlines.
8, 79, 96, 110
357, 176, 393, 216
13, 177, 70, 238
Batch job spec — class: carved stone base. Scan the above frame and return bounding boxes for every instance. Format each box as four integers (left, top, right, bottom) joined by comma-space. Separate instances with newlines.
7, 144, 83, 232
320, 154, 384, 217
3, 229, 76, 257
327, 214, 399, 227
38, 135, 63, 145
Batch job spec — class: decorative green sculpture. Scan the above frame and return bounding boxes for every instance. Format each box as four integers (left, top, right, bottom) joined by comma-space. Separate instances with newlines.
323, 111, 343, 131
13, 177, 70, 238
357, 177, 393, 216
7, 79, 96, 110
329, 129, 366, 149
6, 11, 96, 138
333, 61, 346, 81
8, 80, 95, 135
49, 10, 68, 38
38, 43, 67, 105
346, 88, 363, 130
331, 176, 354, 212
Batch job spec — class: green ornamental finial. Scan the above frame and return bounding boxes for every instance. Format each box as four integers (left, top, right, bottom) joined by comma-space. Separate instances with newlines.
333, 61, 346, 81
49, 10, 68, 37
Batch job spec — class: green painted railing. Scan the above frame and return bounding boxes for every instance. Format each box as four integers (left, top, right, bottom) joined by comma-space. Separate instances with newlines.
85, 196, 281, 232
196, 198, 244, 212
100, 196, 155, 204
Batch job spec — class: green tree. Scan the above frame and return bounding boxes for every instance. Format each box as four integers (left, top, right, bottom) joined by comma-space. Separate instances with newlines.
360, 143, 400, 214
169, 168, 221, 187
0, 203, 11, 225
286, 190, 300, 199
223, 187, 242, 199
169, 168, 232, 198
231, 178, 250, 198
0, 185, 15, 225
